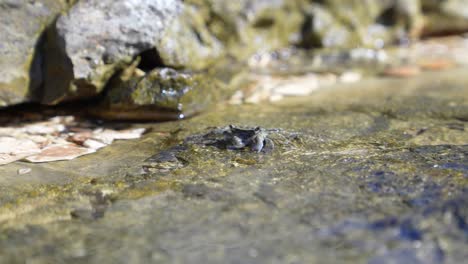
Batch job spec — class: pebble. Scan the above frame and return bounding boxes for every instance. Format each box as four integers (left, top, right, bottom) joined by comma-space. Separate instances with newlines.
17, 168, 32, 175
339, 71, 362, 83
273, 75, 319, 96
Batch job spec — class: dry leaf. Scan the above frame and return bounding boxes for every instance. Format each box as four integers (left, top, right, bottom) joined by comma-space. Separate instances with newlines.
418, 59, 454, 71
0, 115, 146, 165
0, 137, 41, 165
24, 143, 96, 163
83, 139, 108, 150
92, 128, 146, 144
273, 75, 319, 96
21, 122, 66, 135
383, 65, 421, 78
67, 131, 94, 145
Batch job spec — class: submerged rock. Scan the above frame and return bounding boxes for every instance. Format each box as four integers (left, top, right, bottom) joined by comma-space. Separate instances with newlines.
0, 0, 69, 107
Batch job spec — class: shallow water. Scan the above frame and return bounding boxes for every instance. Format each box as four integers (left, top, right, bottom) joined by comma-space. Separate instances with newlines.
0, 69, 467, 263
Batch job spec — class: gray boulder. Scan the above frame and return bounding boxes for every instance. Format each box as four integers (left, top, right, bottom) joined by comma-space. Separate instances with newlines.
43, 0, 182, 104
156, 3, 225, 70
0, 0, 68, 107
148, 0, 305, 69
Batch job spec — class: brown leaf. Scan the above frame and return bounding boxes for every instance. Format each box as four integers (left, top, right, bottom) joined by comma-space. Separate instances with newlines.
383, 65, 421, 78
91, 128, 146, 144
83, 139, 108, 150
418, 59, 454, 71
24, 143, 95, 163
67, 131, 93, 145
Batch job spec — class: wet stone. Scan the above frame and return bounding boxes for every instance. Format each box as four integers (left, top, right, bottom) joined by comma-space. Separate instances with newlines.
181, 183, 234, 202
0, 69, 467, 263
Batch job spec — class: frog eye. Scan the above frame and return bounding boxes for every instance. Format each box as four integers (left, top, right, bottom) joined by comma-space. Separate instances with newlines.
254, 126, 261, 131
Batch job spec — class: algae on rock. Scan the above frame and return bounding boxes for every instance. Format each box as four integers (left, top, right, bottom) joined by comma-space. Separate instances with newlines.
300, 0, 424, 49
157, 3, 225, 70
200, 0, 304, 60
93, 59, 222, 120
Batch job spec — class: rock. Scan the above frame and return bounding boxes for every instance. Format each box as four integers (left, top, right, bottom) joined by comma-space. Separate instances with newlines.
299, 0, 423, 49
299, 4, 356, 49
43, 0, 182, 104
422, 0, 468, 36
205, 0, 304, 60
91, 64, 221, 120
0, 0, 69, 107
156, 3, 225, 70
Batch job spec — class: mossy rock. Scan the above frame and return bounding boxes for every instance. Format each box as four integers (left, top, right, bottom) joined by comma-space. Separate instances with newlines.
300, 0, 423, 49
91, 62, 222, 121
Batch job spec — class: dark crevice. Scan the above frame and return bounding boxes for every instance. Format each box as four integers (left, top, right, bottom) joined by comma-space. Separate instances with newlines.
137, 48, 165, 72
376, 7, 397, 27
27, 23, 48, 103
252, 17, 275, 28
192, 28, 204, 44
297, 12, 323, 49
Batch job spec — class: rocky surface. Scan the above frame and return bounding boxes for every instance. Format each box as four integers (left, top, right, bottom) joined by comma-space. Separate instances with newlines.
0, 0, 69, 106
299, 0, 424, 49
3, 0, 468, 110
0, 68, 466, 263
42, 0, 182, 104
42, 0, 307, 105
1, 1, 468, 263
155, 2, 225, 70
